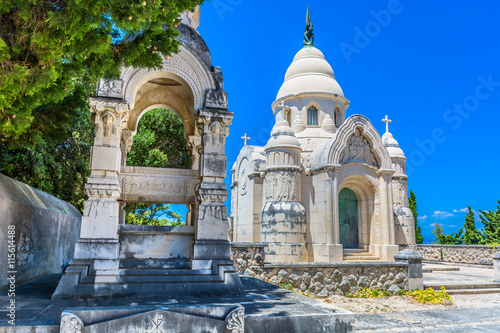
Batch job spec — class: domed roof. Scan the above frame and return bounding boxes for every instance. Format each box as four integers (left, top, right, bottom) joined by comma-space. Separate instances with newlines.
382, 132, 406, 159
265, 120, 301, 150
276, 46, 344, 100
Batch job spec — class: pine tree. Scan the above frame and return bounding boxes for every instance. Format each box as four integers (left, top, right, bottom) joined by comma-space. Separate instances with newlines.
409, 190, 424, 244
462, 206, 483, 244
0, 0, 203, 145
432, 222, 444, 244
480, 200, 500, 245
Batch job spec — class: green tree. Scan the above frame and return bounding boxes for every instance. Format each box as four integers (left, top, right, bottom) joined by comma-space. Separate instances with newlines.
462, 206, 483, 245
0, 76, 94, 211
437, 229, 464, 245
0, 0, 202, 145
126, 204, 184, 226
409, 190, 424, 244
431, 222, 444, 244
124, 108, 190, 225
432, 221, 464, 245
126, 108, 190, 169
479, 200, 500, 245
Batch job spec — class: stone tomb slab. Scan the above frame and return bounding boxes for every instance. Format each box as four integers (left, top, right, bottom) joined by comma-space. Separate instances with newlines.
0, 274, 354, 332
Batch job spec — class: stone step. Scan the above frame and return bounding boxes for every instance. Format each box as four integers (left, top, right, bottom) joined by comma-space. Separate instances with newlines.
425, 283, 500, 290
117, 268, 212, 276
342, 259, 387, 263
342, 256, 380, 261
343, 249, 364, 253
119, 258, 190, 270
343, 252, 373, 257
423, 267, 460, 273
91, 274, 224, 284
445, 288, 500, 295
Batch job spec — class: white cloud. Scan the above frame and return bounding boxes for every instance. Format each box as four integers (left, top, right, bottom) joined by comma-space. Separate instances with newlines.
453, 208, 469, 213
432, 211, 454, 219
418, 215, 428, 220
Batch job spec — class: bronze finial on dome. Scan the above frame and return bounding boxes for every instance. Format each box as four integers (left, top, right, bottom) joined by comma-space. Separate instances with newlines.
303, 7, 314, 47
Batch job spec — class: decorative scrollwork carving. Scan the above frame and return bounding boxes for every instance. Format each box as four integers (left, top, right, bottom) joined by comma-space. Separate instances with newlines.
60, 312, 83, 333
225, 307, 244, 332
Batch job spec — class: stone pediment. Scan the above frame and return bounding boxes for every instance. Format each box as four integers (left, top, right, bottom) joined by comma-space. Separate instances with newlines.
339, 129, 378, 167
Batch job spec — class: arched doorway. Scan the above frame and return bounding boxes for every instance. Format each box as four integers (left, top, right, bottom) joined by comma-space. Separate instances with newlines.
339, 187, 359, 248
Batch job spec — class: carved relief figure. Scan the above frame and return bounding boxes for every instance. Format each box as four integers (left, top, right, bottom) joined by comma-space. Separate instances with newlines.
340, 129, 378, 167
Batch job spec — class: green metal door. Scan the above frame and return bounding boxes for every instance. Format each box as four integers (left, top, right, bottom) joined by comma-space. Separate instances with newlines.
339, 188, 359, 248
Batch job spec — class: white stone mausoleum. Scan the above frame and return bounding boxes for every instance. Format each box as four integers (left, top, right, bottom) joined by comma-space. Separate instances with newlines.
230, 15, 416, 263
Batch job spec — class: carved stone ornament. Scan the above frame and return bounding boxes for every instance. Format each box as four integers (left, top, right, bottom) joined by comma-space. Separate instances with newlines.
205, 89, 228, 110
265, 171, 299, 201
339, 129, 378, 167
225, 307, 244, 332
97, 78, 123, 99
392, 179, 408, 208
60, 312, 83, 333
240, 169, 248, 196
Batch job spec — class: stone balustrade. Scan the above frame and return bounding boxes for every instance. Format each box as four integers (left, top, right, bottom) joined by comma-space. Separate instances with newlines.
400, 244, 498, 266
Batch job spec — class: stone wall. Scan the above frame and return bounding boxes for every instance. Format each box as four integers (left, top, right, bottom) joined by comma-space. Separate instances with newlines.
231, 243, 409, 297
0, 174, 82, 290
400, 244, 496, 266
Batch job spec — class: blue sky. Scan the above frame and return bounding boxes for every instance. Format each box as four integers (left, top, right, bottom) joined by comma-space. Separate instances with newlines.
193, 0, 500, 243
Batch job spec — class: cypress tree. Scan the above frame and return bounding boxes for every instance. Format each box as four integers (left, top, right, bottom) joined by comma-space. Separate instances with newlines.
462, 206, 483, 244
409, 190, 424, 244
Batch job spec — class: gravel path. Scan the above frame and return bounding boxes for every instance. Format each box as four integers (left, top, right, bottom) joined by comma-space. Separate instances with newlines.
321, 293, 500, 314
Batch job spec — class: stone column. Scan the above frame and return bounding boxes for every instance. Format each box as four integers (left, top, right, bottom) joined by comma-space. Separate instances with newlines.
74, 98, 129, 266
260, 119, 307, 263
191, 109, 233, 270
394, 249, 424, 290
53, 98, 129, 299
494, 252, 500, 282
377, 172, 398, 260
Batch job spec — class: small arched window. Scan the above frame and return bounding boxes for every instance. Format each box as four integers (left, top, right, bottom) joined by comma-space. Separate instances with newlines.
307, 106, 318, 125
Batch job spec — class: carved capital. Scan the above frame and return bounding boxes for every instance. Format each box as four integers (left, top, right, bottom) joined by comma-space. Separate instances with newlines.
196, 185, 228, 204
85, 184, 121, 199
90, 98, 129, 139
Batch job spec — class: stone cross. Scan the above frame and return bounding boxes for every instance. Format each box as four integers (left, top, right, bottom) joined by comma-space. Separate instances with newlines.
275, 101, 289, 119
382, 115, 392, 133
241, 133, 250, 146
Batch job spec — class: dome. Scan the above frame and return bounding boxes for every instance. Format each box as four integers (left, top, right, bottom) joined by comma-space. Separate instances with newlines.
382, 132, 406, 159
276, 46, 344, 100
265, 120, 301, 150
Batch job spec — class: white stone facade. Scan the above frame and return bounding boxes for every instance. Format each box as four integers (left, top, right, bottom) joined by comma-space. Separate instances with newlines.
230, 44, 416, 263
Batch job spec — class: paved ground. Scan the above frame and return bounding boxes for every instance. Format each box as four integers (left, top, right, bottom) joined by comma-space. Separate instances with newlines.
1, 262, 499, 332
0, 274, 352, 332
422, 262, 496, 286
353, 262, 500, 332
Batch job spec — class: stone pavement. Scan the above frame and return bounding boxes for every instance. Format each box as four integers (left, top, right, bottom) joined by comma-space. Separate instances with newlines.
0, 274, 353, 332
422, 262, 496, 286
354, 262, 500, 332
354, 306, 500, 332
